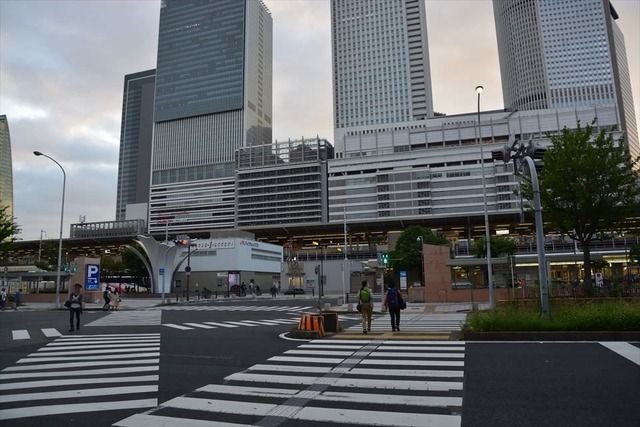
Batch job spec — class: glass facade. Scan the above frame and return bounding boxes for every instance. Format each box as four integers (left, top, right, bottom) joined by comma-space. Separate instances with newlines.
0, 115, 13, 215
154, 0, 246, 122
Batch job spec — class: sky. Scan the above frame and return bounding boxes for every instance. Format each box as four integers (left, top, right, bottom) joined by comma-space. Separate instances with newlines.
0, 0, 639, 241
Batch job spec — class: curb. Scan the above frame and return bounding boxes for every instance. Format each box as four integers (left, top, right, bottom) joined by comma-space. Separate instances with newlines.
463, 331, 640, 341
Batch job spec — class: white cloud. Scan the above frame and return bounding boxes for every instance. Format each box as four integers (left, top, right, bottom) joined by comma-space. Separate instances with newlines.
0, 97, 49, 121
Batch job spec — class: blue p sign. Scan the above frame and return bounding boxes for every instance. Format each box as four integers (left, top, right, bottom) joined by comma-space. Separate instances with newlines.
85, 264, 100, 290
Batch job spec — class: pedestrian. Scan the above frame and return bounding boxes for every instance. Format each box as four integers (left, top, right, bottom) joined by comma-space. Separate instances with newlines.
384, 283, 404, 332
358, 280, 373, 334
66, 283, 83, 332
111, 288, 121, 311
103, 286, 111, 310
0, 287, 7, 310
270, 284, 277, 298
14, 289, 21, 310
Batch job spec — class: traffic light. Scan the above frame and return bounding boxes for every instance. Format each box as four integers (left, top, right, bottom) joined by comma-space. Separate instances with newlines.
377, 252, 389, 267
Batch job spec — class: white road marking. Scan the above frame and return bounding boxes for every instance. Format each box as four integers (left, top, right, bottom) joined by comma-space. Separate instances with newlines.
203, 322, 239, 328
162, 396, 275, 416
369, 352, 465, 359
267, 356, 345, 364
298, 344, 365, 350
291, 405, 460, 427
348, 367, 464, 378
0, 365, 158, 380
45, 339, 160, 347
0, 398, 158, 421
600, 342, 640, 366
3, 358, 159, 372
41, 328, 62, 338
360, 359, 464, 367
17, 352, 160, 363
38, 343, 159, 351
225, 373, 463, 391
0, 374, 159, 391
29, 346, 160, 357
163, 324, 194, 330
11, 330, 30, 340
184, 323, 216, 329
284, 349, 355, 356
114, 413, 254, 427
224, 321, 258, 327
247, 364, 333, 374
53, 333, 160, 339
197, 384, 299, 398
1, 384, 158, 403
316, 390, 462, 408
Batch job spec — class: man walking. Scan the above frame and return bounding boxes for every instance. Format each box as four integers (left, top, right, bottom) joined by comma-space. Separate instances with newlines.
103, 286, 111, 311
358, 280, 373, 334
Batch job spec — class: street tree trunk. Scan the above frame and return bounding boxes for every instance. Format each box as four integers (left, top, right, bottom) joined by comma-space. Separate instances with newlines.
582, 243, 593, 296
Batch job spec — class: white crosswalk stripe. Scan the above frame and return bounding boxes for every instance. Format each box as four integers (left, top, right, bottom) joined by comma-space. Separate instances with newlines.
160, 317, 300, 331
85, 310, 162, 327
114, 339, 465, 427
347, 312, 467, 333
148, 305, 312, 312
0, 333, 160, 421
9, 328, 64, 341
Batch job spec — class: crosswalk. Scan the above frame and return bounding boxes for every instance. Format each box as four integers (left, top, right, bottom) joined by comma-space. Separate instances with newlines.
85, 310, 162, 327
347, 312, 467, 333
0, 333, 160, 421
162, 314, 360, 331
148, 304, 313, 312
8, 328, 63, 341
114, 339, 465, 427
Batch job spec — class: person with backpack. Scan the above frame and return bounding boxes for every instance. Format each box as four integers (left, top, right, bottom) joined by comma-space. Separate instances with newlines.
358, 280, 373, 334
384, 283, 404, 332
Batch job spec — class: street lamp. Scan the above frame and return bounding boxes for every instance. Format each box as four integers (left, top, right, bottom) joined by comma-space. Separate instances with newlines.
416, 236, 424, 287
475, 86, 495, 309
33, 151, 66, 309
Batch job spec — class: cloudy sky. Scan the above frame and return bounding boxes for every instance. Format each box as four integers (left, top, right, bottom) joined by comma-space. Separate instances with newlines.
1, 0, 639, 241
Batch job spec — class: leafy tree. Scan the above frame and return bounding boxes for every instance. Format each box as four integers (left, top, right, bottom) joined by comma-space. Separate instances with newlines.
0, 205, 19, 250
472, 236, 517, 258
34, 241, 60, 271
523, 121, 640, 293
390, 226, 448, 283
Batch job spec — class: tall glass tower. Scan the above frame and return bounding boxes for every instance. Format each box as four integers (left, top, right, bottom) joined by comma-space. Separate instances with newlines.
0, 115, 13, 216
493, 0, 638, 158
116, 69, 156, 221
331, 0, 434, 156
149, 0, 272, 235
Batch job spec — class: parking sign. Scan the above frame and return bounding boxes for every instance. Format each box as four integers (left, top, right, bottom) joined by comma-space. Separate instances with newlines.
85, 264, 100, 290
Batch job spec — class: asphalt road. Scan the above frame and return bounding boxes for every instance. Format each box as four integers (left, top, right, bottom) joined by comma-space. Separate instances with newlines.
1, 301, 638, 427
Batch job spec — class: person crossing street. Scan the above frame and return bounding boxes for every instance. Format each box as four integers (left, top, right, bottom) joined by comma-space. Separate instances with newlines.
358, 280, 373, 334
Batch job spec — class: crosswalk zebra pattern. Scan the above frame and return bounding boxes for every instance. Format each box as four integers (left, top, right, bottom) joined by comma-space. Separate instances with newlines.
114, 339, 465, 427
0, 333, 160, 421
162, 314, 360, 331
148, 304, 313, 312
85, 310, 162, 327
9, 328, 63, 341
347, 312, 467, 333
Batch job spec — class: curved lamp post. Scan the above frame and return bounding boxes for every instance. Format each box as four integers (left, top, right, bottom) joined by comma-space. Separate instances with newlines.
34, 151, 66, 309
476, 86, 494, 309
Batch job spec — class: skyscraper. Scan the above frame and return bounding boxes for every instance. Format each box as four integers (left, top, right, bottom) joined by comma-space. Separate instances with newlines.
331, 0, 434, 156
116, 69, 155, 221
148, 0, 272, 235
493, 0, 638, 158
0, 115, 13, 215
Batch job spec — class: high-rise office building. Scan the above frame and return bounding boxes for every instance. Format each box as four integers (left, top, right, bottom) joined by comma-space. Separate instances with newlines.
331, 0, 434, 156
493, 0, 638, 158
116, 69, 155, 221
0, 115, 13, 215
149, 0, 272, 235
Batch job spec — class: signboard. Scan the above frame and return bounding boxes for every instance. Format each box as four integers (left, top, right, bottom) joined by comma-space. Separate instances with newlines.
399, 271, 407, 290
185, 266, 191, 276
85, 264, 100, 290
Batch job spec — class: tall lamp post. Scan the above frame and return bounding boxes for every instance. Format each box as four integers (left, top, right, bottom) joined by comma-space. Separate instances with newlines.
34, 151, 66, 309
475, 86, 494, 309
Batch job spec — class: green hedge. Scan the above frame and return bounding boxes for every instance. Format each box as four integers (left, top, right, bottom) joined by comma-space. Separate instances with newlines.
467, 301, 640, 331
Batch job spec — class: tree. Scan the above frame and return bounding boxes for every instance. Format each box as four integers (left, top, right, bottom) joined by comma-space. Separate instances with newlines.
524, 121, 640, 293
390, 225, 449, 283
472, 236, 517, 258
0, 206, 20, 270
34, 241, 59, 271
